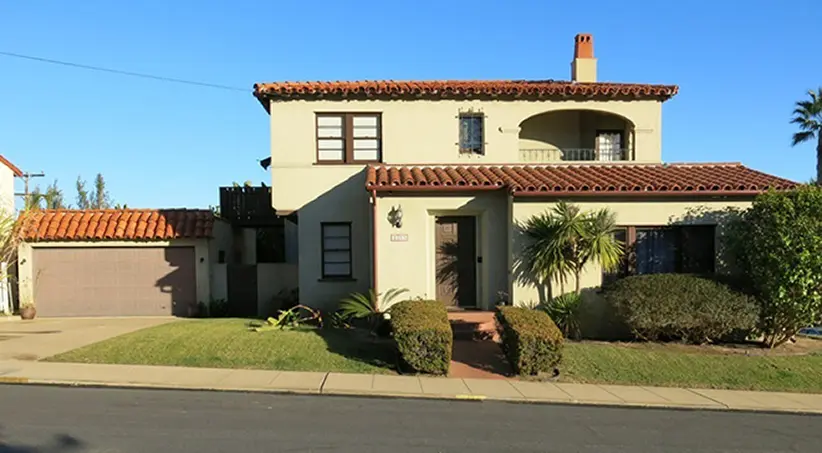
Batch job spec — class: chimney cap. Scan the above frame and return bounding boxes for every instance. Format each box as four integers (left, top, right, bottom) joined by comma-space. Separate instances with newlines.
574, 33, 594, 59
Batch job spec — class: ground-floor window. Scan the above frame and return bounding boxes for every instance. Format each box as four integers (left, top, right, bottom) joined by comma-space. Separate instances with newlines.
321, 222, 352, 279
604, 225, 716, 283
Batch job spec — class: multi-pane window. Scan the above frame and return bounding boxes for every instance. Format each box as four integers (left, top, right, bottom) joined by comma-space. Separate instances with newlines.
316, 114, 381, 163
602, 225, 716, 284
459, 113, 484, 154
321, 222, 352, 278
595, 131, 624, 161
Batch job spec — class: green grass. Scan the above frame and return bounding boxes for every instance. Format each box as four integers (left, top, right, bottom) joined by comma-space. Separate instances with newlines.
561, 342, 822, 393
47, 319, 396, 374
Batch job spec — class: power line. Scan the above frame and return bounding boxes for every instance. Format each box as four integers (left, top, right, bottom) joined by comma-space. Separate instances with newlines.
0, 50, 248, 92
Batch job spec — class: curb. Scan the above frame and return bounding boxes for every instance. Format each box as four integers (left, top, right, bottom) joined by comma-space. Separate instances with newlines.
2, 377, 821, 416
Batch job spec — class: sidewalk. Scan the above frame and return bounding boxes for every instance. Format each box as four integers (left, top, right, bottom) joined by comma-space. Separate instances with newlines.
1, 359, 821, 414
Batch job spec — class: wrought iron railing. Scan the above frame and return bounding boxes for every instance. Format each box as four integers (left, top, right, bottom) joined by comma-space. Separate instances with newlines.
519, 147, 630, 162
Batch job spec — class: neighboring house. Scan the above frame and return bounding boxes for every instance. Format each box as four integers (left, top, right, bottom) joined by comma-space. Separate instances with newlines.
252, 33, 796, 312
0, 154, 23, 216
0, 154, 22, 314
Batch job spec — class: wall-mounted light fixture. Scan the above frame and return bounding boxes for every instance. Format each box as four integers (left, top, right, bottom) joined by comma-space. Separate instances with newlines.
387, 205, 403, 228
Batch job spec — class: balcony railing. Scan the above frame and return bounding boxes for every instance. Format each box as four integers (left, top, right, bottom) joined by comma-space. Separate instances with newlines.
519, 148, 630, 163
219, 186, 281, 227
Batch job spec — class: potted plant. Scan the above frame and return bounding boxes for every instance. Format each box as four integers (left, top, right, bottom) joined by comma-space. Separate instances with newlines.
19, 302, 36, 320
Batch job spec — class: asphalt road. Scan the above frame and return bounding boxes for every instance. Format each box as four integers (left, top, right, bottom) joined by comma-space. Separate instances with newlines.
1, 384, 820, 453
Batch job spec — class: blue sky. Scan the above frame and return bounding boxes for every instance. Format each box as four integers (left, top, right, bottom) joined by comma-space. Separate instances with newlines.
1, 0, 820, 209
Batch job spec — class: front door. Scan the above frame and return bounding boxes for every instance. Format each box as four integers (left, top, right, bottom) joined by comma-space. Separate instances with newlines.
435, 216, 477, 308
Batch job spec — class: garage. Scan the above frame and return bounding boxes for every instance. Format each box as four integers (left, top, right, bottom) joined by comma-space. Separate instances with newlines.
32, 247, 196, 317
17, 209, 223, 317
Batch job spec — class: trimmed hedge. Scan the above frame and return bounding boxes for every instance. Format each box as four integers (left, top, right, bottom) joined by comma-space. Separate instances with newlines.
603, 274, 759, 344
390, 300, 452, 375
496, 306, 564, 376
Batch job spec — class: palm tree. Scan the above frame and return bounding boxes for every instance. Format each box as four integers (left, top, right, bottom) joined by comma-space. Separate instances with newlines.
520, 201, 624, 295
791, 88, 822, 184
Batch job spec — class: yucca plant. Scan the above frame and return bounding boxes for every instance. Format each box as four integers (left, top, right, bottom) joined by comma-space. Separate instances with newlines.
540, 293, 583, 339
337, 287, 409, 333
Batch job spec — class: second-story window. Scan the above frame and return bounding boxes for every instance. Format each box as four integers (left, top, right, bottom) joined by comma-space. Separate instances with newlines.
459, 113, 484, 154
316, 113, 381, 164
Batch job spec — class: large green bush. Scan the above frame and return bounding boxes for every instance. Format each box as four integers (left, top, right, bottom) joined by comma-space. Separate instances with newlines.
725, 186, 822, 347
603, 274, 758, 344
496, 306, 564, 376
390, 300, 452, 375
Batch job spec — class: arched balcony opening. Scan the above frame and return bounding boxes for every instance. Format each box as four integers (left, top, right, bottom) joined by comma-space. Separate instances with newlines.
518, 110, 636, 162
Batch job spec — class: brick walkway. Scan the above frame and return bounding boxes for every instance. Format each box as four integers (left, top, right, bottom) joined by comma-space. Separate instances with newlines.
449, 340, 510, 379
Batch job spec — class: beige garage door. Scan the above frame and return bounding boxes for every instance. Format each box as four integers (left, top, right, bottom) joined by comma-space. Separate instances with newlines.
32, 247, 197, 317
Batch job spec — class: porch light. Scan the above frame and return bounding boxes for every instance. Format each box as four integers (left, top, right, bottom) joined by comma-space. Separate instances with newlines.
387, 205, 403, 228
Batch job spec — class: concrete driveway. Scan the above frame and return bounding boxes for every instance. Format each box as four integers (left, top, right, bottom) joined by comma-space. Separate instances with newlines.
0, 317, 174, 361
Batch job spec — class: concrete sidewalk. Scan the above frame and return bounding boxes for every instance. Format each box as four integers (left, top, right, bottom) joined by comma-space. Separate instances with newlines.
1, 360, 821, 415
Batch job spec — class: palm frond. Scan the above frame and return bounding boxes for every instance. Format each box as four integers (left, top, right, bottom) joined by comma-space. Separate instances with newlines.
338, 292, 376, 320
792, 130, 816, 146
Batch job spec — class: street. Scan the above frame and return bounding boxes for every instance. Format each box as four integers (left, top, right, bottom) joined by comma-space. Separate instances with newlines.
0, 384, 820, 452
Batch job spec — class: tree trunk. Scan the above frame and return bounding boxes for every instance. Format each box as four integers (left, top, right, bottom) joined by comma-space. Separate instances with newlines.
817, 135, 822, 186
574, 269, 582, 295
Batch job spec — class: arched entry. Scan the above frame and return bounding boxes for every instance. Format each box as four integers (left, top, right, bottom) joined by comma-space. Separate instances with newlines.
518, 110, 635, 162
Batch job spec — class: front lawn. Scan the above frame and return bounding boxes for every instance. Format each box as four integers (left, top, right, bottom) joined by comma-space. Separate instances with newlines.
47, 319, 396, 374
561, 341, 822, 393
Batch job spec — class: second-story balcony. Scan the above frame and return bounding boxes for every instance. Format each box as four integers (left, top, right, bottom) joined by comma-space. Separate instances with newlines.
518, 109, 636, 163
519, 147, 630, 162
219, 186, 281, 227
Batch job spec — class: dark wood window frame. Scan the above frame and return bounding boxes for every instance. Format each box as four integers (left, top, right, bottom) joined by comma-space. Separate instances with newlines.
602, 225, 716, 284
315, 113, 382, 164
320, 222, 353, 280
458, 112, 486, 155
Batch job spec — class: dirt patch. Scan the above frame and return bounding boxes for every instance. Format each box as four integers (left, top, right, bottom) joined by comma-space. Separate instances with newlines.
580, 337, 822, 357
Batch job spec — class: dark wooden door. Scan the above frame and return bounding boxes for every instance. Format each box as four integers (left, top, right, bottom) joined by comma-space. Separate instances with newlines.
227, 264, 258, 317
435, 216, 477, 308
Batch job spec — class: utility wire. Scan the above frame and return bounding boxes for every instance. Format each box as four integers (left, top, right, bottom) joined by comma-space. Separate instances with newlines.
0, 50, 249, 92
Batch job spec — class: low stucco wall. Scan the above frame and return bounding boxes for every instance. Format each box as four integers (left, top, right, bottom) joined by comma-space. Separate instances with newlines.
376, 192, 509, 310
17, 239, 215, 312
510, 198, 753, 306
257, 263, 299, 315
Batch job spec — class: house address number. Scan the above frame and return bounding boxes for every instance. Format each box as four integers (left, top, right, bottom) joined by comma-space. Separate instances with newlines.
390, 234, 409, 242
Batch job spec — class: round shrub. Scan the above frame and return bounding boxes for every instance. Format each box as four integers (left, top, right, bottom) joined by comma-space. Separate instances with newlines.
496, 306, 564, 376
603, 274, 758, 344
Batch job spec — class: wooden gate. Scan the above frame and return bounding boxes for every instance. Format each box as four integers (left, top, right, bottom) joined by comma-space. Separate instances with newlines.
227, 264, 258, 317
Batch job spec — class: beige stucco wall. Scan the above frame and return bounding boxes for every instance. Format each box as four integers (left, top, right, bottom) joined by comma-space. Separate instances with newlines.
293, 169, 372, 310
268, 98, 663, 212
510, 198, 753, 306
17, 239, 215, 312
208, 219, 233, 302
257, 263, 299, 315
375, 192, 509, 310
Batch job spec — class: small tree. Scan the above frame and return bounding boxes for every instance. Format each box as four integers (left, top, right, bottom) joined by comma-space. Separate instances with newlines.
520, 201, 624, 295
76, 176, 90, 209
725, 186, 822, 347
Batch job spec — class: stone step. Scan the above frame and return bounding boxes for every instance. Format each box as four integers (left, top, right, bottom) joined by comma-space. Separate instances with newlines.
448, 312, 499, 342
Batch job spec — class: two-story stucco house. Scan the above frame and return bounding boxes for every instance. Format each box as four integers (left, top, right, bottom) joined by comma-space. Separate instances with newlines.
252, 33, 796, 312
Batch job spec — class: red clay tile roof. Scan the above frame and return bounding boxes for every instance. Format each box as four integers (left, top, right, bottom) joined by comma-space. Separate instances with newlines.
365, 163, 797, 197
19, 209, 215, 242
0, 155, 23, 177
253, 80, 679, 104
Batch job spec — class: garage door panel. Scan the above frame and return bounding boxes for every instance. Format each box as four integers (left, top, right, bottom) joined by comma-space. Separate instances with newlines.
32, 247, 196, 317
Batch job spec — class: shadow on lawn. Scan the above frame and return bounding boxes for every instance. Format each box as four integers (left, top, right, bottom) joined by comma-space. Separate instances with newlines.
312, 328, 399, 372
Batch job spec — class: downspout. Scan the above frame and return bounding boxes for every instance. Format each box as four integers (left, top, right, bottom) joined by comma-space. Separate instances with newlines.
370, 189, 378, 293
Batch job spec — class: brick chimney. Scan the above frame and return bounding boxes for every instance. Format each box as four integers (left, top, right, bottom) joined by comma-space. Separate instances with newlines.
571, 33, 597, 83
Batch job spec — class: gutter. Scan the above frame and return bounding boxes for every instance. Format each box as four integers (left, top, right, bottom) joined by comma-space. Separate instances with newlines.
370, 189, 378, 293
